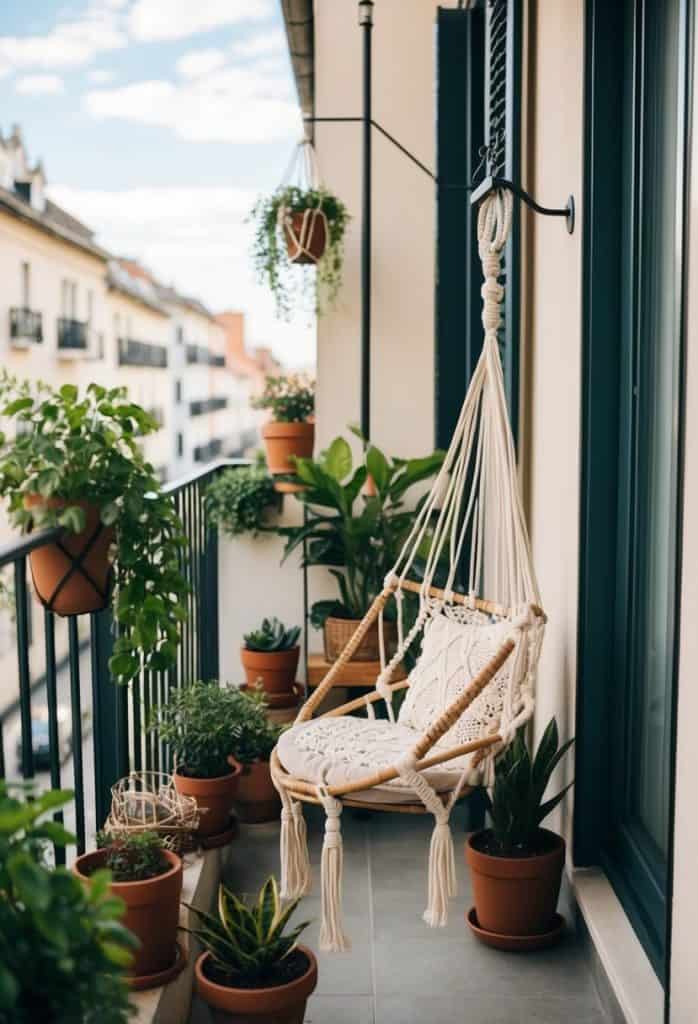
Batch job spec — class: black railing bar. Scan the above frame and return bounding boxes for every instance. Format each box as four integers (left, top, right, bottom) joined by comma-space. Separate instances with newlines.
131, 675, 142, 773
0, 526, 63, 568
44, 611, 65, 866
162, 458, 248, 497
67, 616, 85, 854
0, 637, 90, 725
14, 560, 33, 781
0, 717, 5, 778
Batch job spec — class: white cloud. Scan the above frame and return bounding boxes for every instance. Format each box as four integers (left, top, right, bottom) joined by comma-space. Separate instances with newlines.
46, 183, 314, 368
87, 68, 116, 83
128, 0, 272, 42
0, 1, 126, 71
232, 28, 287, 60
176, 49, 226, 79
84, 64, 300, 144
15, 74, 65, 95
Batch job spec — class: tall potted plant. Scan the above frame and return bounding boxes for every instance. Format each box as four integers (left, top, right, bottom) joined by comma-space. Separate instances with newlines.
0, 375, 188, 684
252, 376, 315, 494
188, 876, 316, 1024
278, 433, 444, 661
0, 784, 136, 1022
241, 617, 301, 700
228, 688, 284, 824
149, 680, 243, 844
466, 718, 574, 950
74, 830, 183, 989
251, 183, 349, 319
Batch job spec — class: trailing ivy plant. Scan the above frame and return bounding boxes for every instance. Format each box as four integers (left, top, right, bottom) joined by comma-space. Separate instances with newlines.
0, 373, 189, 684
250, 185, 349, 319
206, 458, 279, 537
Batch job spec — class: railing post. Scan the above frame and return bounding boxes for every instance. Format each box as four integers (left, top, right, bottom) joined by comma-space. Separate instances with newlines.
201, 514, 220, 682
90, 610, 129, 828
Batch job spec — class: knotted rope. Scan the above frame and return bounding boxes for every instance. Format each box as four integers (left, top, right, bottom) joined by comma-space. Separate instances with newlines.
316, 786, 350, 952
273, 766, 311, 899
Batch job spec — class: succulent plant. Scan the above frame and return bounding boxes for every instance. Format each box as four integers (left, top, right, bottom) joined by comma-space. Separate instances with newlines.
244, 617, 301, 653
185, 876, 310, 987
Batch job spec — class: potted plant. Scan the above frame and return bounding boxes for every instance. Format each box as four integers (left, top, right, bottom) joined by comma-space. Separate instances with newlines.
278, 433, 444, 661
252, 376, 315, 494
148, 680, 244, 843
0, 783, 136, 1022
241, 617, 301, 699
188, 875, 316, 1024
228, 688, 284, 824
206, 457, 280, 537
466, 717, 574, 950
74, 830, 183, 989
0, 375, 188, 684
251, 183, 349, 319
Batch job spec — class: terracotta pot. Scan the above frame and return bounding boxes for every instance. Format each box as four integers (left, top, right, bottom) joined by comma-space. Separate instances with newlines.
74, 848, 182, 982
262, 421, 315, 491
284, 208, 327, 264
174, 764, 242, 838
240, 646, 300, 696
25, 496, 114, 616
233, 759, 281, 823
323, 617, 398, 663
195, 945, 317, 1024
466, 829, 565, 936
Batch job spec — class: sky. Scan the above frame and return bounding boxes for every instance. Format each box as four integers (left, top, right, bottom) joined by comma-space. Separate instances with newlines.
0, 0, 314, 367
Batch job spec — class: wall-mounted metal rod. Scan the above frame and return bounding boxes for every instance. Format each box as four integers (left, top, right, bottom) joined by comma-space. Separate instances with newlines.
360, 0, 373, 439
470, 174, 575, 234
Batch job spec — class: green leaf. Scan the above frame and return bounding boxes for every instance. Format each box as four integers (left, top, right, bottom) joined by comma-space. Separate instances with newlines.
3, 397, 33, 416
323, 437, 352, 481
8, 851, 51, 911
0, 963, 19, 1011
58, 505, 86, 534
100, 501, 120, 526
366, 445, 390, 493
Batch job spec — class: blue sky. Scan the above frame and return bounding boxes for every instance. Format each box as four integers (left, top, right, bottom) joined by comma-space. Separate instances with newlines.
0, 0, 313, 366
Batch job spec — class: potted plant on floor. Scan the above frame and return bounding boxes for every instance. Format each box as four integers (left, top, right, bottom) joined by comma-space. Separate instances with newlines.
188, 875, 316, 1024
74, 830, 183, 989
148, 680, 243, 844
251, 180, 349, 319
228, 688, 284, 824
466, 717, 574, 950
278, 433, 444, 661
206, 457, 280, 537
0, 783, 136, 1022
252, 376, 315, 494
241, 617, 301, 702
0, 375, 188, 684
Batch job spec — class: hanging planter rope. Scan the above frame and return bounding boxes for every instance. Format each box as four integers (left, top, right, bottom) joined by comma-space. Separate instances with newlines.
279, 141, 329, 265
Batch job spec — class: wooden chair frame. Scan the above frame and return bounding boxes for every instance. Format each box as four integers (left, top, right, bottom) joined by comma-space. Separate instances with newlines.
272, 578, 546, 814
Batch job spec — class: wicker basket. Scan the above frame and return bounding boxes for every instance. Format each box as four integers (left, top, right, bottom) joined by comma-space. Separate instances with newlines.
104, 771, 200, 854
323, 617, 398, 663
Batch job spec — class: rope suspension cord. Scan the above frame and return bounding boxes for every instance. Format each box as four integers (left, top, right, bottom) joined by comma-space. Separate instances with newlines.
278, 138, 329, 264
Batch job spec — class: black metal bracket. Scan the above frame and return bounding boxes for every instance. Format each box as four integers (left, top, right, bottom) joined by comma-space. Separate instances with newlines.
303, 116, 575, 234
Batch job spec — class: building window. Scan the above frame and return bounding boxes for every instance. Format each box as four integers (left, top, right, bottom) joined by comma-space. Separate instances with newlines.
175, 379, 182, 404
176, 432, 184, 458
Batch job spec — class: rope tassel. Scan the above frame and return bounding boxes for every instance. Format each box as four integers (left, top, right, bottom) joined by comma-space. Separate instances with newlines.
318, 789, 351, 952
275, 775, 311, 899
423, 817, 457, 928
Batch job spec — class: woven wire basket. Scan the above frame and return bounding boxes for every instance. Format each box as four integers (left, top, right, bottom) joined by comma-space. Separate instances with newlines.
105, 771, 200, 853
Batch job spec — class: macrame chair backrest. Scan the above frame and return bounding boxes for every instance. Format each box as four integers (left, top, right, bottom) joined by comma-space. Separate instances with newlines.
278, 139, 328, 265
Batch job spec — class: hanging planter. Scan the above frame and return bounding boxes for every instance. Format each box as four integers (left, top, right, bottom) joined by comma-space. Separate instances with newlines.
251, 141, 349, 320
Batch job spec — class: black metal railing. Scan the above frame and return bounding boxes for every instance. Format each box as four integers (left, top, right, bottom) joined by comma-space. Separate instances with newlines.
0, 462, 240, 857
186, 344, 226, 367
9, 307, 43, 344
190, 396, 229, 416
57, 318, 88, 351
118, 338, 168, 368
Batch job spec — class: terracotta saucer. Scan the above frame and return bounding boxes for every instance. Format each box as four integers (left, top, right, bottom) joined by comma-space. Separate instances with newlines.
240, 683, 303, 709
200, 816, 239, 850
128, 940, 187, 992
466, 908, 565, 952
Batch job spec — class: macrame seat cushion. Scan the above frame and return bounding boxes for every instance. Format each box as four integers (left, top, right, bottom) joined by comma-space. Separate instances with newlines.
276, 610, 522, 803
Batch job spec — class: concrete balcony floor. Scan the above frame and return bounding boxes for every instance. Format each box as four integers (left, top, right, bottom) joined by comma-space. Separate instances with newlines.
191, 805, 610, 1024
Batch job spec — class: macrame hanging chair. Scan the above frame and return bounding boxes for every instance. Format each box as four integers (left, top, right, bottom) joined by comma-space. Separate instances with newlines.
279, 139, 329, 265
271, 189, 547, 952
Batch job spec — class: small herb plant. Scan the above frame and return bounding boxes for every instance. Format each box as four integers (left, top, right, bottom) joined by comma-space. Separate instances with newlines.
251, 375, 314, 424
229, 688, 283, 766
186, 876, 310, 988
483, 718, 575, 857
251, 185, 349, 319
0, 783, 136, 1023
0, 374, 189, 684
96, 830, 170, 883
205, 460, 279, 538
244, 618, 300, 653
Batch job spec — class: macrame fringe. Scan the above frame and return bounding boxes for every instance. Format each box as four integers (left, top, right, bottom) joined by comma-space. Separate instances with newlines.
318, 791, 350, 952
423, 818, 457, 928
279, 800, 311, 899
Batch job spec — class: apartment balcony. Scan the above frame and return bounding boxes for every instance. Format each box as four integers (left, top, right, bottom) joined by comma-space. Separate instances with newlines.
56, 317, 89, 355
9, 306, 43, 347
118, 337, 168, 368
189, 396, 229, 416
186, 343, 226, 367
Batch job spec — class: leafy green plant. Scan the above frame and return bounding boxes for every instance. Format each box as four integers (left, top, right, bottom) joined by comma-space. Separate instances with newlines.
277, 432, 445, 628
244, 617, 300, 653
251, 185, 349, 319
96, 830, 170, 883
206, 460, 279, 537
483, 718, 575, 856
185, 876, 310, 988
229, 688, 283, 765
0, 374, 189, 684
251, 375, 314, 424
0, 783, 136, 1023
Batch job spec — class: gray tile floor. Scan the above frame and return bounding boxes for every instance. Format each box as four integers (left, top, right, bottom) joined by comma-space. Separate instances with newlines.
191, 805, 610, 1024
